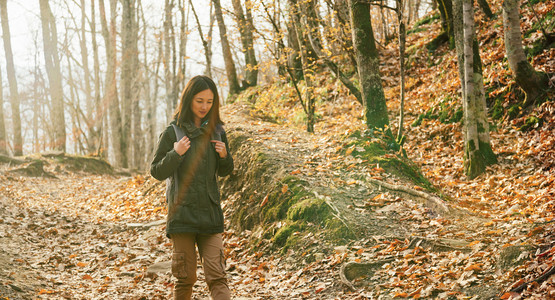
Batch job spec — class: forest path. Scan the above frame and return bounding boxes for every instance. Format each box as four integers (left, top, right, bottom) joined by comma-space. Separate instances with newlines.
0, 102, 552, 299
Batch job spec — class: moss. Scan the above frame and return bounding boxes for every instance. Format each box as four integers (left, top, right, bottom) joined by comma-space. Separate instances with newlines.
342, 131, 437, 192
508, 104, 521, 119
287, 198, 332, 224
518, 116, 543, 131
273, 221, 305, 247
414, 13, 440, 27
324, 218, 355, 243
261, 176, 310, 223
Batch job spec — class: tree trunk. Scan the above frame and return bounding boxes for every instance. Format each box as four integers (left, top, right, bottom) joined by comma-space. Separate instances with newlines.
163, 0, 176, 121
91, 0, 103, 157
348, 0, 390, 130
190, 0, 213, 78
290, 0, 315, 133
0, 0, 23, 156
0, 64, 6, 155
502, 0, 548, 106
177, 0, 187, 94
99, 0, 124, 166
454, 0, 497, 179
396, 0, 407, 140
231, 0, 258, 87
40, 0, 66, 152
79, 0, 94, 154
213, 0, 241, 96
430, 0, 454, 50
121, 0, 139, 169
287, 20, 303, 81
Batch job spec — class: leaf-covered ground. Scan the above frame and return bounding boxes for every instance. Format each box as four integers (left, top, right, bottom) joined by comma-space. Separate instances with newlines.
1, 0, 554, 299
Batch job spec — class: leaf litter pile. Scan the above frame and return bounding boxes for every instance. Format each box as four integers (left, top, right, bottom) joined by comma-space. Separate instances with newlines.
1, 1, 554, 299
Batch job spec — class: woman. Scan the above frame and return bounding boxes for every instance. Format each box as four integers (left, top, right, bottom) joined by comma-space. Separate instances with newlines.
150, 75, 233, 300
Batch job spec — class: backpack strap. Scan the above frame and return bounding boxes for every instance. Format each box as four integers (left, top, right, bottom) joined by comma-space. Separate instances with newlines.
168, 124, 186, 203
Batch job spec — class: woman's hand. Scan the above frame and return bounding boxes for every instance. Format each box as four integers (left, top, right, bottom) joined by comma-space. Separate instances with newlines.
211, 140, 227, 158
174, 136, 190, 156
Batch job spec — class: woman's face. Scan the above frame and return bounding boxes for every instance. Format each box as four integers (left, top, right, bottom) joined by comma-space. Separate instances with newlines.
191, 89, 214, 124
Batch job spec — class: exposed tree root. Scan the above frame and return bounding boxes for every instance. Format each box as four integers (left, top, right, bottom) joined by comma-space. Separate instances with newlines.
367, 178, 465, 217
340, 258, 394, 291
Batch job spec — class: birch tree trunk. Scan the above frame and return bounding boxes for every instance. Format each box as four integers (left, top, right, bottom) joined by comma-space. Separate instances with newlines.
213, 0, 241, 96
0, 64, 6, 155
231, 0, 258, 87
348, 0, 390, 130
91, 0, 103, 157
79, 0, 94, 153
454, 0, 497, 179
121, 0, 139, 169
502, 0, 548, 106
0, 0, 23, 156
40, 0, 66, 152
99, 0, 124, 166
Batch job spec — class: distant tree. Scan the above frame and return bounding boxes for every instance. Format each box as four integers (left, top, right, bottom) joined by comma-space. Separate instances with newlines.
428, 0, 454, 50
231, 0, 258, 87
99, 0, 125, 166
213, 0, 241, 96
290, 0, 316, 133
163, 0, 179, 121
348, 0, 390, 130
90, 0, 104, 157
0, 0, 23, 156
121, 0, 140, 169
396, 0, 407, 141
40, 0, 67, 152
0, 64, 6, 155
78, 0, 95, 154
502, 0, 549, 106
453, 0, 497, 179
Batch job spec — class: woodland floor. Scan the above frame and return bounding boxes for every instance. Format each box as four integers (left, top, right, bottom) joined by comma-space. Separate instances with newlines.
1, 1, 554, 298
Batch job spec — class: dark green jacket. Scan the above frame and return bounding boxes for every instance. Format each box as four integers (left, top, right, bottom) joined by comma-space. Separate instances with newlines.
150, 121, 233, 236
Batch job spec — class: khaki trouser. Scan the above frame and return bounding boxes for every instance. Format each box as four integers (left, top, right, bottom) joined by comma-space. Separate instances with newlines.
170, 233, 230, 300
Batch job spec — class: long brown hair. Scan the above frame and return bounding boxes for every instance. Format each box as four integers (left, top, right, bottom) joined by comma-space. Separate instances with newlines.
173, 75, 223, 130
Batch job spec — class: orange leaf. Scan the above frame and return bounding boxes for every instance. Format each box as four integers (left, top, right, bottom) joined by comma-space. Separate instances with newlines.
281, 184, 288, 194
39, 289, 56, 295
464, 263, 483, 271
394, 292, 408, 298
260, 195, 269, 207
77, 262, 88, 267
500, 292, 520, 299
291, 169, 301, 175
83, 274, 93, 280
69, 254, 77, 259
467, 241, 480, 247
345, 148, 354, 155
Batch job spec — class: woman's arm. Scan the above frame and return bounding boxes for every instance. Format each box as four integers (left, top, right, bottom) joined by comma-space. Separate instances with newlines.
150, 126, 184, 180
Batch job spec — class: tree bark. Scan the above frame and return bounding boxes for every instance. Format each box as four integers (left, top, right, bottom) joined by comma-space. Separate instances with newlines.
0, 0, 23, 156
40, 0, 66, 152
177, 0, 188, 94
91, 0, 103, 157
231, 0, 258, 87
121, 0, 139, 169
79, 0, 94, 154
290, 0, 315, 133
396, 0, 407, 140
163, 0, 177, 121
348, 0, 390, 130
99, 0, 124, 166
502, 0, 548, 106
430, 0, 454, 50
213, 0, 241, 96
0, 63, 6, 155
454, 0, 497, 179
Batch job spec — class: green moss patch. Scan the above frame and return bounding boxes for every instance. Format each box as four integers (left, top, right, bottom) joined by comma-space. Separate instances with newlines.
412, 96, 463, 126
